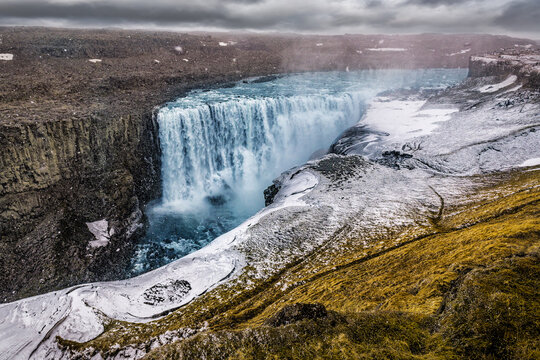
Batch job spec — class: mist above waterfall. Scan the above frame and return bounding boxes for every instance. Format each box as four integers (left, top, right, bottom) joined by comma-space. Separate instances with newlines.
130, 69, 466, 274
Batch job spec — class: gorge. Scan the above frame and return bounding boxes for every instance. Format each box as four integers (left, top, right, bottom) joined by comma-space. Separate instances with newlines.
0, 28, 538, 360
132, 69, 466, 274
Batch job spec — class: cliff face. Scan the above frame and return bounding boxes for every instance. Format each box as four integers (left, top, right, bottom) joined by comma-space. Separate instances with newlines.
0, 28, 536, 302
0, 113, 160, 301
468, 50, 540, 88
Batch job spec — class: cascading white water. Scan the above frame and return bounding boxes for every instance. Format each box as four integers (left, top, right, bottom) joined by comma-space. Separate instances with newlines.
159, 92, 364, 213
130, 69, 468, 275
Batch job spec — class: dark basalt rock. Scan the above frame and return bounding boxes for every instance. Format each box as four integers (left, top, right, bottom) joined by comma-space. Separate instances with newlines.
142, 279, 192, 306
376, 150, 415, 170
311, 155, 369, 186
265, 303, 328, 327
250, 75, 281, 83
263, 182, 281, 206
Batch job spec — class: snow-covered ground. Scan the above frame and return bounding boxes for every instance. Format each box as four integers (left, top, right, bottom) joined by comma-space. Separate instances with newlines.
477, 75, 517, 93
448, 49, 471, 56
361, 98, 458, 143
520, 158, 540, 167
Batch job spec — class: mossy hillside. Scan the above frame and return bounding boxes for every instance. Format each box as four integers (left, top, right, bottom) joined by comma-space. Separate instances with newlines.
146, 250, 540, 359
254, 191, 538, 319
147, 312, 457, 360
59, 169, 539, 358
441, 254, 540, 359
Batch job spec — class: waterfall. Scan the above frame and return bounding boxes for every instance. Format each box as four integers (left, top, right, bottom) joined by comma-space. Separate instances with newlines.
158, 92, 365, 213
130, 69, 468, 275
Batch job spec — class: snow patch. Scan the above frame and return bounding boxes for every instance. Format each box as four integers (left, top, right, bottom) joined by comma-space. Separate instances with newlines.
471, 56, 498, 64
273, 171, 319, 202
88, 59, 102, 63
218, 42, 228, 47
519, 158, 540, 167
174, 46, 183, 53
182, 58, 189, 62
477, 75, 517, 93
448, 49, 471, 56
86, 219, 112, 248
366, 48, 406, 52
361, 98, 458, 143
514, 44, 533, 49
0, 53, 13, 61
316, 43, 324, 47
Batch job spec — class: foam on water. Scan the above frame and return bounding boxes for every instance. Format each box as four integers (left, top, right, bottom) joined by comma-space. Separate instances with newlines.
129, 69, 467, 274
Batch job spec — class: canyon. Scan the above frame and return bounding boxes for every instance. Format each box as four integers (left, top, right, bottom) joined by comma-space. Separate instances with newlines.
2, 28, 533, 302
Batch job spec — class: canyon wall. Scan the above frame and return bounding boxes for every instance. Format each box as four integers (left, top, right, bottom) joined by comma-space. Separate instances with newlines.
468, 50, 540, 88
0, 113, 160, 300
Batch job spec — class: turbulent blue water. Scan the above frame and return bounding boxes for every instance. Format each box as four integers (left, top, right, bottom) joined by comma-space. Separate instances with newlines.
130, 69, 467, 274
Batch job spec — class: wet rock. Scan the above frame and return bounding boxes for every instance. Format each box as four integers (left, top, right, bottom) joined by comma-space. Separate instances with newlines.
328, 125, 388, 155
205, 194, 228, 206
263, 182, 281, 206
265, 303, 328, 327
251, 75, 281, 83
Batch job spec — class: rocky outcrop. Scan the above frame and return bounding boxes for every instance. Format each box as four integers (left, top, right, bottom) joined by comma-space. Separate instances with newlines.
468, 50, 540, 88
264, 303, 329, 327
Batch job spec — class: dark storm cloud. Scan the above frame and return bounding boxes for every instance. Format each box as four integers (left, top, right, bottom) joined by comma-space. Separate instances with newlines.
494, 0, 540, 32
0, 0, 537, 37
0, 0, 392, 31
0, 1, 228, 24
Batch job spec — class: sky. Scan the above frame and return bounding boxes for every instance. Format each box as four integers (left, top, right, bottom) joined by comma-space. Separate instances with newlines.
0, 0, 538, 39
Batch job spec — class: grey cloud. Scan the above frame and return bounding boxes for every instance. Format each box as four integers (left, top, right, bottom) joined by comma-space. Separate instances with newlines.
405, 0, 474, 5
494, 0, 540, 32
0, 0, 392, 31
0, 1, 230, 24
0, 0, 537, 37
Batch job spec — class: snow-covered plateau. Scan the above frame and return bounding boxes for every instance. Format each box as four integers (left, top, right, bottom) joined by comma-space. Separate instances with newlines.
1, 56, 539, 359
